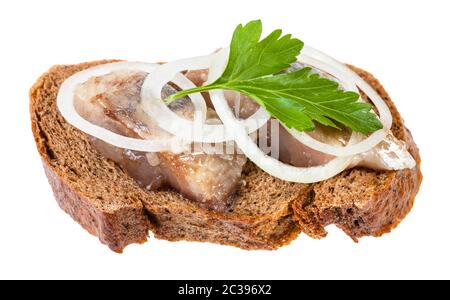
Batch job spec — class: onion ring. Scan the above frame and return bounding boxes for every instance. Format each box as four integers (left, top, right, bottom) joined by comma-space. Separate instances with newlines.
57, 61, 202, 153
292, 46, 392, 156
141, 55, 270, 143
206, 48, 356, 183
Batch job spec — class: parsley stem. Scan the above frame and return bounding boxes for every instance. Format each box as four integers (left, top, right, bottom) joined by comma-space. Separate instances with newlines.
165, 85, 222, 104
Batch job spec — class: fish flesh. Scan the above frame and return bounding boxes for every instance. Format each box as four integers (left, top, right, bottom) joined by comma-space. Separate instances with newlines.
187, 65, 415, 170
74, 70, 246, 212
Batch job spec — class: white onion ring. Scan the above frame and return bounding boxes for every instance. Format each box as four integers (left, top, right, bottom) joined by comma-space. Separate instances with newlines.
141, 55, 270, 143
57, 61, 205, 153
302, 45, 393, 129
292, 46, 393, 156
286, 54, 365, 155
205, 48, 356, 183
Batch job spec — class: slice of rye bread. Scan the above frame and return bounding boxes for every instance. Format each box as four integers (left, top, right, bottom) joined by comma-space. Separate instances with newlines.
29, 60, 422, 252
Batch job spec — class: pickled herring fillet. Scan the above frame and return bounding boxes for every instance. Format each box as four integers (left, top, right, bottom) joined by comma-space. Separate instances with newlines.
209, 63, 415, 170
74, 70, 246, 212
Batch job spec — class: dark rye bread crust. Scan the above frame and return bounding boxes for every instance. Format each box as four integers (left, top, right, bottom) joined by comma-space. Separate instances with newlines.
30, 60, 422, 252
291, 65, 422, 241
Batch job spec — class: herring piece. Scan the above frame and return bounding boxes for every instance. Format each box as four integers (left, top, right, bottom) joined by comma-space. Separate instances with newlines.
350, 132, 416, 170
277, 124, 336, 167
186, 66, 415, 171
74, 70, 246, 212
277, 122, 415, 170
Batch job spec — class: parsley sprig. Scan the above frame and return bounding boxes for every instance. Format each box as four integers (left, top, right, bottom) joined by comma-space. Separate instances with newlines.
166, 20, 382, 135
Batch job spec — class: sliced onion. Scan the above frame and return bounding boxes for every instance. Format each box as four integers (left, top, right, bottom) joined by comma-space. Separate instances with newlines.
206, 48, 391, 158
302, 45, 393, 129
286, 54, 365, 156
57, 61, 201, 153
291, 46, 393, 156
207, 48, 356, 183
141, 55, 270, 143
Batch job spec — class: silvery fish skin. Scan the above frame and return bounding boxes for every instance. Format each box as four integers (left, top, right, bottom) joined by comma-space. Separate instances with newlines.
74, 70, 246, 212
282, 63, 415, 169
187, 65, 415, 170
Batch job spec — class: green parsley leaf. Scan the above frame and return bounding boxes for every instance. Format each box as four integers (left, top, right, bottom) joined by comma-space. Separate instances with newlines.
217, 20, 303, 82
166, 20, 383, 135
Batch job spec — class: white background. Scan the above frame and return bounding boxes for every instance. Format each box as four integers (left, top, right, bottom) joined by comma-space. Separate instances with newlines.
0, 0, 448, 280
